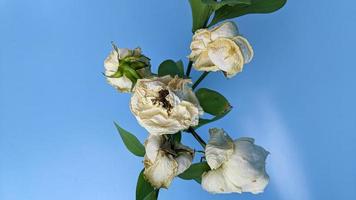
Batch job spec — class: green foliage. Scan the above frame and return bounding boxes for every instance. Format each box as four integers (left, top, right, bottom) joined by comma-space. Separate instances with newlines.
175, 60, 185, 77
114, 122, 145, 157
178, 162, 211, 181
209, 0, 287, 26
136, 170, 158, 200
196, 88, 231, 116
203, 0, 251, 10
158, 59, 184, 78
196, 108, 232, 129
189, 0, 213, 32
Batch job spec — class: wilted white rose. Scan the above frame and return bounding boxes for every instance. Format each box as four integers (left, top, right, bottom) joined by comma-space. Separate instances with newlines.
144, 134, 194, 188
189, 21, 253, 78
202, 128, 269, 194
130, 75, 203, 135
104, 44, 151, 92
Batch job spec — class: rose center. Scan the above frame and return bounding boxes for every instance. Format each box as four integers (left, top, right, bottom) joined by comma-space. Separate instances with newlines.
151, 89, 173, 114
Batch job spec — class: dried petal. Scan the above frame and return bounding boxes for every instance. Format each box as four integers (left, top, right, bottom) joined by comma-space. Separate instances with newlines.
144, 150, 178, 188
130, 76, 202, 135
202, 131, 269, 194
189, 21, 253, 78
106, 75, 132, 93
207, 38, 244, 78
205, 128, 234, 169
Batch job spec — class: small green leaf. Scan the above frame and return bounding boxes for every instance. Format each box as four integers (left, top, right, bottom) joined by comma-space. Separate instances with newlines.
209, 0, 287, 26
196, 88, 231, 116
195, 108, 231, 129
178, 162, 210, 180
202, 0, 251, 10
158, 60, 184, 78
189, 0, 213, 32
114, 122, 145, 157
175, 60, 185, 77
136, 170, 157, 200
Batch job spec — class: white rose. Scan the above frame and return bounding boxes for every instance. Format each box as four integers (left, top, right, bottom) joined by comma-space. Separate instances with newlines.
130, 75, 203, 135
202, 128, 269, 194
189, 21, 253, 78
104, 45, 150, 93
144, 134, 194, 188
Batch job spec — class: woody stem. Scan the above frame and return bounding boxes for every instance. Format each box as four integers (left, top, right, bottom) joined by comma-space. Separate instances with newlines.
192, 71, 210, 90
188, 127, 206, 148
186, 61, 193, 77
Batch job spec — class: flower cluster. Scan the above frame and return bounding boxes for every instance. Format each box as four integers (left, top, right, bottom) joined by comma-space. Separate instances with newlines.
189, 22, 253, 78
104, 20, 273, 199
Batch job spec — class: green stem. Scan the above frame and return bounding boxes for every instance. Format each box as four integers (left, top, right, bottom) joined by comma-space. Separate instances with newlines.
192, 71, 209, 90
195, 150, 205, 154
188, 127, 206, 148
156, 189, 160, 199
186, 61, 193, 77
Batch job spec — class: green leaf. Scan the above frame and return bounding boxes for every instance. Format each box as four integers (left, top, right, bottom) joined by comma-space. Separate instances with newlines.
209, 0, 287, 26
114, 122, 145, 157
178, 162, 210, 180
195, 108, 231, 129
196, 88, 231, 116
175, 60, 185, 77
136, 170, 157, 200
202, 0, 251, 10
189, 0, 213, 32
194, 177, 202, 184
158, 59, 184, 78
143, 190, 158, 200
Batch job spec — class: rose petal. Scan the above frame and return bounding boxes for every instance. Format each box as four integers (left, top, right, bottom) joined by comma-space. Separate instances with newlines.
207, 38, 244, 78
210, 21, 239, 41
106, 75, 132, 93
144, 150, 178, 189
118, 48, 132, 59
144, 134, 163, 162
233, 36, 254, 64
130, 76, 202, 135
205, 128, 234, 169
192, 29, 211, 46
202, 167, 240, 194
223, 137, 269, 194
104, 50, 119, 76
194, 51, 219, 72
174, 143, 194, 174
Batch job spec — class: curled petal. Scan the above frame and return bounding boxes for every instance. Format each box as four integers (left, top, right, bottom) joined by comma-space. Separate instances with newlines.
192, 29, 211, 46
189, 40, 207, 61
202, 167, 240, 194
104, 50, 119, 76
194, 51, 219, 72
144, 134, 163, 162
144, 150, 178, 189
106, 75, 132, 93
210, 21, 239, 41
117, 48, 132, 59
174, 143, 194, 174
132, 47, 142, 57
224, 137, 269, 194
207, 38, 244, 78
205, 128, 234, 169
233, 36, 254, 64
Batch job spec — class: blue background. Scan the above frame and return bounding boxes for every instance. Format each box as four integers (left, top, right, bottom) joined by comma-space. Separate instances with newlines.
1, 0, 356, 200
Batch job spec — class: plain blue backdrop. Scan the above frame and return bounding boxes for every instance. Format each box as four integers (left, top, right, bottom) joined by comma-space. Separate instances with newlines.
1, 0, 356, 200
